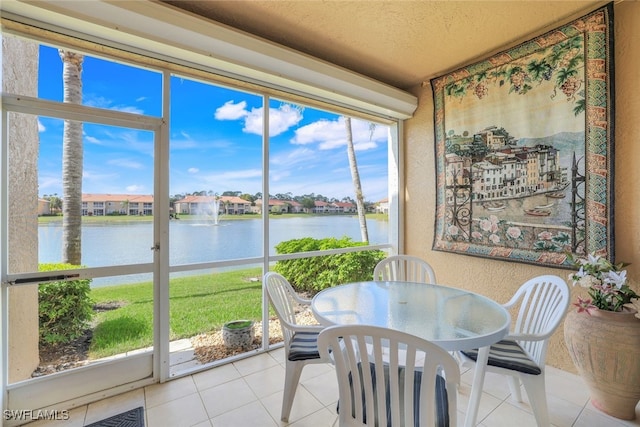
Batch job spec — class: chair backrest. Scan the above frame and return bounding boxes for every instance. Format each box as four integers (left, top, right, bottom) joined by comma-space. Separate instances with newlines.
504, 275, 570, 367
264, 272, 300, 347
318, 324, 459, 427
373, 255, 437, 284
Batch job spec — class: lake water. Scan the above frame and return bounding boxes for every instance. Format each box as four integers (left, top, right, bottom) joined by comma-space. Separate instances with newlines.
39, 216, 389, 286
473, 191, 573, 226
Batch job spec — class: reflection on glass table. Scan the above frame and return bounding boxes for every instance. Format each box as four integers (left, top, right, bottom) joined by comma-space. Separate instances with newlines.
312, 281, 511, 427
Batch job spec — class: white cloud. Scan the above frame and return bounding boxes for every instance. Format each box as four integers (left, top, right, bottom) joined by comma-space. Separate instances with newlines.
215, 100, 248, 120
292, 117, 387, 151
188, 167, 199, 174
82, 128, 154, 157
81, 169, 148, 194
269, 168, 291, 183
270, 146, 318, 167
114, 105, 145, 114
107, 158, 144, 169
242, 108, 264, 135
244, 104, 303, 136
82, 169, 119, 183
38, 175, 62, 192
170, 134, 199, 149
84, 94, 144, 114
38, 119, 46, 132
198, 169, 263, 186
125, 184, 145, 192
291, 119, 338, 145
84, 95, 112, 109
352, 140, 377, 151
215, 101, 303, 137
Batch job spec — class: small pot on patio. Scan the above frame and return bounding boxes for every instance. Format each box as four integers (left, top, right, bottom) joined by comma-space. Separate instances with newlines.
222, 320, 255, 350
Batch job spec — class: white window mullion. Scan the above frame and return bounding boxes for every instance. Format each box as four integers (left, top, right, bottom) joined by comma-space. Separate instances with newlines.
155, 70, 172, 382
261, 94, 270, 350
1, 106, 9, 414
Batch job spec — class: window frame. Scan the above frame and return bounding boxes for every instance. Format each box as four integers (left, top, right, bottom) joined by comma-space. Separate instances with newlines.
0, 1, 406, 409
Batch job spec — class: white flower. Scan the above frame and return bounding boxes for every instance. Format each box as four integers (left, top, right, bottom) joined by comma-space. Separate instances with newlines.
577, 275, 600, 289
581, 253, 601, 266
569, 252, 637, 312
574, 266, 587, 278
603, 270, 627, 289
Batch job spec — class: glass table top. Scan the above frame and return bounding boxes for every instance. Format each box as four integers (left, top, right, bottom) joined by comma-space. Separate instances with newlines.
311, 281, 511, 351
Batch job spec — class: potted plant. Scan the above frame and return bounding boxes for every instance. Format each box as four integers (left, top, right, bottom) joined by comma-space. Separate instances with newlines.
222, 320, 255, 350
564, 252, 640, 420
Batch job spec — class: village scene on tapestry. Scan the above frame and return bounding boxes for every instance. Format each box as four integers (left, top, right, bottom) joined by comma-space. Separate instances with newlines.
431, 6, 613, 267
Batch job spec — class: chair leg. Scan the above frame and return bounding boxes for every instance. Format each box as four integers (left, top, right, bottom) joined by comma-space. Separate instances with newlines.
281, 360, 304, 422
520, 374, 550, 427
507, 375, 523, 402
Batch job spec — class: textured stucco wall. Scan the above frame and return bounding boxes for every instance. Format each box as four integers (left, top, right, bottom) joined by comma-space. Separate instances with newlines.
2, 35, 40, 382
404, 1, 640, 373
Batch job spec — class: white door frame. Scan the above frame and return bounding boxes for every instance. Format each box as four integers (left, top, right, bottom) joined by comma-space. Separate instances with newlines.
1, 94, 165, 416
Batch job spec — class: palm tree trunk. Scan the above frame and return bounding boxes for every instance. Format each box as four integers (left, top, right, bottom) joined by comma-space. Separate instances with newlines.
59, 50, 84, 265
345, 117, 369, 242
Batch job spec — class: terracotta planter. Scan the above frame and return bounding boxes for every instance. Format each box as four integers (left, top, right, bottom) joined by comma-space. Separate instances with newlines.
222, 320, 255, 349
564, 307, 640, 420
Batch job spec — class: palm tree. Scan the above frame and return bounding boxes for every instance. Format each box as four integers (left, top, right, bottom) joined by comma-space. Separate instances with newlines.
344, 117, 369, 242
45, 193, 63, 214
59, 50, 84, 265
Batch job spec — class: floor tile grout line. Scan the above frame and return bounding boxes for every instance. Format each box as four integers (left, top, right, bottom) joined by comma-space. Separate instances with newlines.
25, 350, 639, 427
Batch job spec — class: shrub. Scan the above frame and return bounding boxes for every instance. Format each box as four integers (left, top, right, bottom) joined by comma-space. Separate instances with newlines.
274, 237, 385, 293
38, 263, 94, 345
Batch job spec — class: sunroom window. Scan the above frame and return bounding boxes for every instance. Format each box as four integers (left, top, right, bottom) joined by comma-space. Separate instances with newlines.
2, 33, 395, 377
0, 0, 412, 413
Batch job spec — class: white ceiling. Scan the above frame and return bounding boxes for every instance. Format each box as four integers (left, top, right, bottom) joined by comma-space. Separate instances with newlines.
162, 1, 604, 90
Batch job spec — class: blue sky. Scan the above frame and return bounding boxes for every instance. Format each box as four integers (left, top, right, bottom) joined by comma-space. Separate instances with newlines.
37, 45, 390, 202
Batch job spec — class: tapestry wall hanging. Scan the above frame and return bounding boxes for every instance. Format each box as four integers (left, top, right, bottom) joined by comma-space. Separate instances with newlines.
431, 4, 614, 267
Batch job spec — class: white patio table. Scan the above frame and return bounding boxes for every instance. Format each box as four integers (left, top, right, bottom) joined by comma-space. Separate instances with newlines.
311, 280, 511, 427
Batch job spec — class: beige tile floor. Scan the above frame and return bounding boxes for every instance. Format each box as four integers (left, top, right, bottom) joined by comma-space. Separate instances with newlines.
25, 347, 640, 427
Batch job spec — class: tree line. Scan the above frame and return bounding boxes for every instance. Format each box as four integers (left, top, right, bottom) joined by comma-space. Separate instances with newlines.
169, 191, 373, 206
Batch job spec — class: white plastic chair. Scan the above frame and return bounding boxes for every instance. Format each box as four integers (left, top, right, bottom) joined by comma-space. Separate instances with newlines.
373, 255, 437, 284
264, 272, 329, 422
459, 275, 570, 427
318, 324, 460, 427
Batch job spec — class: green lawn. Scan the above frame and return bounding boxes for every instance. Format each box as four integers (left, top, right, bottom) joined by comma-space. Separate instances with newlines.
46, 213, 387, 358
89, 267, 263, 358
